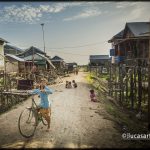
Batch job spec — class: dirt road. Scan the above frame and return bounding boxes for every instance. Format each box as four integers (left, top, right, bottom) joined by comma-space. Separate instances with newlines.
0, 72, 137, 148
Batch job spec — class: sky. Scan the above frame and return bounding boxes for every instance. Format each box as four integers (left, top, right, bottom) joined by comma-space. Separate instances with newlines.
0, 1, 150, 65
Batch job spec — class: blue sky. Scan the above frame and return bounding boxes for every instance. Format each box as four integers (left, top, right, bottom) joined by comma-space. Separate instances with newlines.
0, 2, 150, 65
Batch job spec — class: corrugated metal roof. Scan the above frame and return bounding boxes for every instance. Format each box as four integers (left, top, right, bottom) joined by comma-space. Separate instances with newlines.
66, 62, 77, 66
138, 32, 150, 37
108, 30, 124, 42
4, 44, 23, 52
24, 54, 43, 61
90, 55, 110, 60
126, 22, 150, 37
51, 55, 63, 61
5, 54, 25, 62
109, 22, 150, 43
17, 46, 45, 56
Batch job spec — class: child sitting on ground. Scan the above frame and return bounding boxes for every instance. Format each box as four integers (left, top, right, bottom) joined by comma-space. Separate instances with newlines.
67, 81, 72, 88
72, 80, 77, 88
90, 89, 97, 102
65, 81, 69, 88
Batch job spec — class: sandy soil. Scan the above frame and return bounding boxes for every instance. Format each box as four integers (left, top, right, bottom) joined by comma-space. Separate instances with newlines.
0, 72, 142, 148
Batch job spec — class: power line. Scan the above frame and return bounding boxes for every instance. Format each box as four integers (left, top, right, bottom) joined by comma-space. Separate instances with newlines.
8, 41, 107, 57
8, 40, 107, 50
46, 49, 89, 56
44, 41, 106, 49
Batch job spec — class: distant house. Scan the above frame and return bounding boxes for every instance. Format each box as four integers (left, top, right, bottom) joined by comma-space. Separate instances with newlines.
66, 62, 78, 72
16, 46, 48, 71
4, 44, 23, 55
51, 55, 66, 69
0, 37, 8, 70
89, 55, 110, 66
5, 54, 25, 73
24, 53, 55, 72
89, 55, 110, 73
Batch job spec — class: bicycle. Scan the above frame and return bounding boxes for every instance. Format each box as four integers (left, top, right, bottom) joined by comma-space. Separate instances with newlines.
18, 94, 48, 138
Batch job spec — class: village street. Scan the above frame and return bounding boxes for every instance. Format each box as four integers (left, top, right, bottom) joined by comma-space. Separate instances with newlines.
0, 72, 142, 148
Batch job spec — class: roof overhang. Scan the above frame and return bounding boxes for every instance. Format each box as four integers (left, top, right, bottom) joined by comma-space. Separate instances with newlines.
114, 36, 149, 46
5, 54, 25, 62
0, 38, 9, 43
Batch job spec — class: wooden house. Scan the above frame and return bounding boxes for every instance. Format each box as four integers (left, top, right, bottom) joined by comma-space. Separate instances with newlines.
23, 53, 55, 72
89, 55, 110, 66
0, 37, 8, 70
108, 22, 150, 112
108, 22, 150, 64
16, 46, 47, 72
5, 54, 25, 73
89, 55, 110, 73
65, 62, 78, 72
51, 56, 66, 69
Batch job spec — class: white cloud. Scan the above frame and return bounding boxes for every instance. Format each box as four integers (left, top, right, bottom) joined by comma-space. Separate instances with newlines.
39, 3, 67, 13
0, 5, 43, 24
127, 5, 150, 22
1, 2, 148, 24
0, 3, 82, 24
116, 2, 137, 9
115, 2, 150, 23
0, 2, 111, 24
63, 8, 102, 21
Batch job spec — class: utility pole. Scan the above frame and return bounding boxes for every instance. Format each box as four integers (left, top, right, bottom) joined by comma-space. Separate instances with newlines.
148, 20, 150, 130
41, 23, 46, 54
32, 47, 35, 66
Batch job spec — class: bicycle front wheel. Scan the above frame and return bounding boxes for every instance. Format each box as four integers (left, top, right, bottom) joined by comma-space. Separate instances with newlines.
18, 108, 37, 138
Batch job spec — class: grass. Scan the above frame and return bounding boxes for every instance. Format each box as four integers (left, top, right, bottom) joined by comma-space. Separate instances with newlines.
99, 74, 109, 81
104, 95, 148, 134
85, 73, 95, 85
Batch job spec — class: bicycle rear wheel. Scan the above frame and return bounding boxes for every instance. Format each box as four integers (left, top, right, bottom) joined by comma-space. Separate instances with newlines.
18, 108, 37, 138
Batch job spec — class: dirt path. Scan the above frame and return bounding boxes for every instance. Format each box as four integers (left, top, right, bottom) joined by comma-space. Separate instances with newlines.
0, 72, 136, 148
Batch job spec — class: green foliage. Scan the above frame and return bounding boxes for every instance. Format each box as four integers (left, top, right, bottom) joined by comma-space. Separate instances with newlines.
85, 73, 94, 84
0, 78, 4, 86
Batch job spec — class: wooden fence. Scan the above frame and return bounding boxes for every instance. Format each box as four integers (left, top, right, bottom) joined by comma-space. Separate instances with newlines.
108, 58, 149, 113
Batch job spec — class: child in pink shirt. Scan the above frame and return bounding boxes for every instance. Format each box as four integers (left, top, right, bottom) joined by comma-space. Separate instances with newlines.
90, 89, 97, 102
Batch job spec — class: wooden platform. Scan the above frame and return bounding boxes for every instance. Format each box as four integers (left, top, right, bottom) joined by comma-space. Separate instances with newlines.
2, 89, 31, 96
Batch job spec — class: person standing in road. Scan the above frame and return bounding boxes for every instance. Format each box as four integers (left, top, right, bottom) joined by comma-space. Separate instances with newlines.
29, 78, 54, 132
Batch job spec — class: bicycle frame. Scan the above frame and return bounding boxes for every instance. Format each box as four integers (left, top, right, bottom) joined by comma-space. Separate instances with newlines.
30, 95, 47, 126
30, 95, 42, 125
